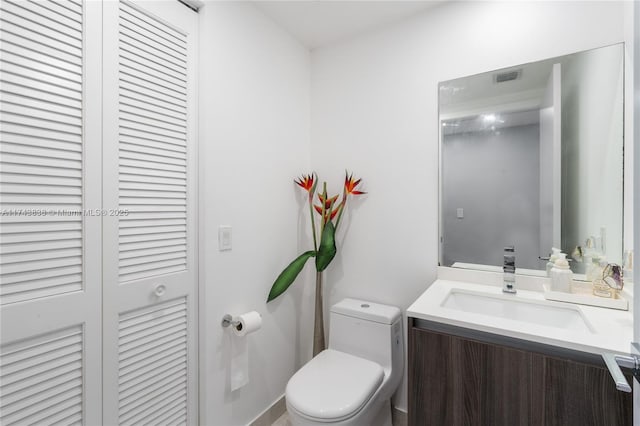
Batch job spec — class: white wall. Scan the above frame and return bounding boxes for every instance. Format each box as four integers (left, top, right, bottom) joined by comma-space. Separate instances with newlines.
561, 45, 624, 265
442, 124, 541, 269
198, 3, 314, 424
625, 0, 635, 267
634, 0, 640, 346
539, 63, 561, 256
310, 1, 628, 412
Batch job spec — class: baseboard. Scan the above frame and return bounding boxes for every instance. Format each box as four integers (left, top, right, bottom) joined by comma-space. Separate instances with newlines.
249, 395, 286, 426
392, 407, 408, 426
249, 396, 406, 426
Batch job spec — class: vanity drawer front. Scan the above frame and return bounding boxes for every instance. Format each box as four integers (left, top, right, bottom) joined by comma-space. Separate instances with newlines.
408, 322, 632, 426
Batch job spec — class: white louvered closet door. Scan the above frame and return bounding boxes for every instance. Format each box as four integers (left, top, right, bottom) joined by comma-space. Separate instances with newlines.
102, 1, 198, 425
0, 0, 101, 424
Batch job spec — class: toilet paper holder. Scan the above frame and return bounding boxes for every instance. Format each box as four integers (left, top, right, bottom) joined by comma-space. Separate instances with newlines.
222, 311, 262, 337
221, 314, 240, 329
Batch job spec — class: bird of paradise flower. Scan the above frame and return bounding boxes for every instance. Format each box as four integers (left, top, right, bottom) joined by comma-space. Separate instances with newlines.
267, 171, 366, 302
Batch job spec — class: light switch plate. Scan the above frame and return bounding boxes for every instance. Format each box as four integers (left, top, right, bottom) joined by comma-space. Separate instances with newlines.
218, 225, 232, 251
457, 208, 464, 219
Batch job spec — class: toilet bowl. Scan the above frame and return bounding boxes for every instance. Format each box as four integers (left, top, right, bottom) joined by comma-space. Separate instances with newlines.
285, 299, 403, 426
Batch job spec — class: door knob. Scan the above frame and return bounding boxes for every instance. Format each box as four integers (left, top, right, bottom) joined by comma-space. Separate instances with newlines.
154, 284, 166, 297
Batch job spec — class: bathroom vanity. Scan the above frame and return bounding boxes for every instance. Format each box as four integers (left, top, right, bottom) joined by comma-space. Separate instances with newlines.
407, 269, 634, 426
420, 41, 634, 425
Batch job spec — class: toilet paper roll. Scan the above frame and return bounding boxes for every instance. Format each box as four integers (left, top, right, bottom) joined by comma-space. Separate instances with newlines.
233, 311, 262, 337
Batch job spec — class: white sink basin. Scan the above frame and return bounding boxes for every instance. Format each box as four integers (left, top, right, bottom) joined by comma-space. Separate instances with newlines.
442, 289, 595, 333
408, 276, 634, 355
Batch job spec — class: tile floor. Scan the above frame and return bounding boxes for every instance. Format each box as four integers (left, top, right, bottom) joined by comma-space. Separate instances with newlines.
270, 408, 407, 426
271, 412, 291, 426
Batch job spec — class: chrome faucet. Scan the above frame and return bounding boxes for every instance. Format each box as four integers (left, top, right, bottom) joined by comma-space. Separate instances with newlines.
503, 246, 516, 294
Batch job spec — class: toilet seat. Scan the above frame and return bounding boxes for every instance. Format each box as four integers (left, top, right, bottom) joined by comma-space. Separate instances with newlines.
286, 349, 384, 422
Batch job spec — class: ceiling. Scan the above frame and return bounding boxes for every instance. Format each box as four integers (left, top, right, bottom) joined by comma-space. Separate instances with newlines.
251, 1, 444, 49
439, 59, 556, 111
438, 56, 560, 120
442, 110, 541, 136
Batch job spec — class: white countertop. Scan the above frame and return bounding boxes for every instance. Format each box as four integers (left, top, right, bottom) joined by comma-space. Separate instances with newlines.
407, 268, 633, 356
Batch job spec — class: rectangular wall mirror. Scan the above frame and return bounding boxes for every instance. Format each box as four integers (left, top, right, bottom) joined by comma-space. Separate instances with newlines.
438, 43, 624, 277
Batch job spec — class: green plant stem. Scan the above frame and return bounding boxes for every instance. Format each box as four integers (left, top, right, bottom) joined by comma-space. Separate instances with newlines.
320, 182, 327, 234
308, 194, 318, 251
334, 192, 347, 231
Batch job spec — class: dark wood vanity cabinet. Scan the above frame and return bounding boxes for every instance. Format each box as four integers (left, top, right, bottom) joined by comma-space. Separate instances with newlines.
408, 319, 633, 426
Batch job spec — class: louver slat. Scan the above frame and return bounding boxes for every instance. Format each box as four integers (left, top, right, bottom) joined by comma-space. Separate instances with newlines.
8, 0, 82, 32
118, 299, 188, 426
27, 0, 82, 26
119, 98, 186, 127
119, 349, 186, 390
1, 101, 82, 129
0, 327, 84, 425
119, 64, 185, 99
0, 27, 81, 69
1, 50, 81, 84
117, 1, 188, 283
0, 1, 82, 49
119, 3, 186, 53
0, 0, 83, 305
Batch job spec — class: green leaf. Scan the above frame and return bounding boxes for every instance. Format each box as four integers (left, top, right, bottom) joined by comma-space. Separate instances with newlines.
315, 220, 337, 272
267, 251, 316, 302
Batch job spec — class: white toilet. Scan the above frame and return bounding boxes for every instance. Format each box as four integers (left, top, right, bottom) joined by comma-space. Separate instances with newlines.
285, 298, 403, 426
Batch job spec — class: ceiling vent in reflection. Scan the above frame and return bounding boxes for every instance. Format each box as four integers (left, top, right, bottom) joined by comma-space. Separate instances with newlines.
493, 69, 522, 83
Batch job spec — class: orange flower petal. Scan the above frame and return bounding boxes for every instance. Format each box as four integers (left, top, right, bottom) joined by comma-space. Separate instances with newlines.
295, 173, 315, 191
325, 195, 339, 208
344, 172, 364, 195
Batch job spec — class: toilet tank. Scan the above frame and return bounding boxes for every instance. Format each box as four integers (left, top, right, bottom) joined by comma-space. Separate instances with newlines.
328, 299, 402, 371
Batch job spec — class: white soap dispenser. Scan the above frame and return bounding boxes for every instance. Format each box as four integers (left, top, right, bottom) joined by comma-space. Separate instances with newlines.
550, 253, 572, 293
546, 247, 561, 277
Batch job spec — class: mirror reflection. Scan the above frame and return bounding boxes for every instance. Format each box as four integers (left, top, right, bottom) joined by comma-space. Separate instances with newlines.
439, 44, 624, 276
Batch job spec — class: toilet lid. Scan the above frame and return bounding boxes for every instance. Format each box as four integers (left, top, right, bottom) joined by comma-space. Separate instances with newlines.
286, 349, 384, 421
